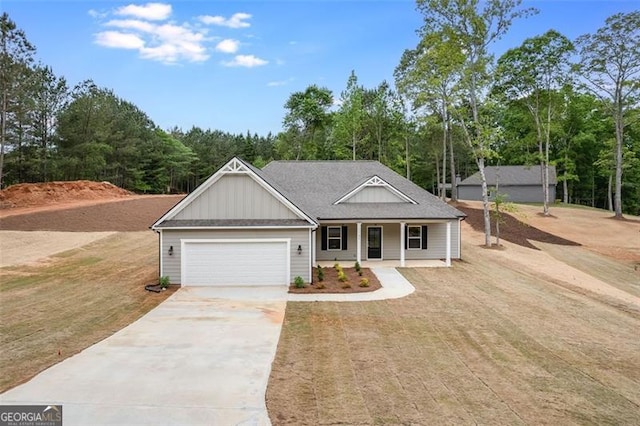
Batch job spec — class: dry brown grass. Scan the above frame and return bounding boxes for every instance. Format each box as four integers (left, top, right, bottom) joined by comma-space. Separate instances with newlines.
267, 240, 640, 425
0, 232, 175, 393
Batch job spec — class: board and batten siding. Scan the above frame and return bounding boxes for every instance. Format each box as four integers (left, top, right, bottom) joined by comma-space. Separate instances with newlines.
173, 174, 298, 220
161, 228, 310, 284
343, 186, 406, 203
315, 220, 460, 262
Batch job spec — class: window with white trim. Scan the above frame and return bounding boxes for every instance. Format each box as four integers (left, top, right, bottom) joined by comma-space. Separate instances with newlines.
407, 225, 422, 249
327, 226, 342, 250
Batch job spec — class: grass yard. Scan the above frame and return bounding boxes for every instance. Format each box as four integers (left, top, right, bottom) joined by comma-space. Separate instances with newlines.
0, 232, 175, 393
267, 241, 640, 425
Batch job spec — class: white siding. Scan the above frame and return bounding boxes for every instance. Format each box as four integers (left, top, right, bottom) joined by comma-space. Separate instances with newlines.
315, 221, 461, 262
174, 174, 298, 220
343, 186, 407, 203
162, 228, 310, 284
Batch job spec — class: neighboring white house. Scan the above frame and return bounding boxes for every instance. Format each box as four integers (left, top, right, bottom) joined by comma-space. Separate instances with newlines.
457, 165, 557, 203
151, 157, 466, 286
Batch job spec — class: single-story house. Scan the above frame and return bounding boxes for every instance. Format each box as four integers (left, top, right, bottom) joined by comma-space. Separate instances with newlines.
457, 165, 556, 203
151, 157, 466, 286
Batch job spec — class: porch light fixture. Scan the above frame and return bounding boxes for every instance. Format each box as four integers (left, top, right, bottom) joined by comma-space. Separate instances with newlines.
297, 244, 302, 255
168, 245, 174, 256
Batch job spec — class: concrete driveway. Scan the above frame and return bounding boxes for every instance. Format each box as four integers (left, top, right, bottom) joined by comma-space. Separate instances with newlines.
1, 286, 288, 425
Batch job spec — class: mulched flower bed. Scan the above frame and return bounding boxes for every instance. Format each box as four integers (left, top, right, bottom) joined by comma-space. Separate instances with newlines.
289, 266, 382, 293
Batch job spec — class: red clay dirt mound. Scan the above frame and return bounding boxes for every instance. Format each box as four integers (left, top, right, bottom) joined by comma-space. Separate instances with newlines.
0, 181, 132, 209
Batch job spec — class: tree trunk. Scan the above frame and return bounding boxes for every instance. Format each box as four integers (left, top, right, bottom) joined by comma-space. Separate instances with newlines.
441, 116, 447, 201
405, 132, 410, 180
613, 106, 623, 218
543, 99, 551, 215
563, 175, 568, 204
352, 129, 356, 161
477, 157, 492, 247
435, 152, 441, 198
607, 174, 613, 211
0, 88, 6, 188
495, 168, 500, 246
449, 124, 456, 202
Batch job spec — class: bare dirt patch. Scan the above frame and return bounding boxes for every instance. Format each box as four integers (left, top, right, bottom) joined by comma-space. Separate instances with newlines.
0, 195, 183, 231
267, 239, 640, 425
0, 231, 116, 267
0, 232, 176, 393
0, 180, 133, 209
289, 267, 381, 293
454, 202, 580, 250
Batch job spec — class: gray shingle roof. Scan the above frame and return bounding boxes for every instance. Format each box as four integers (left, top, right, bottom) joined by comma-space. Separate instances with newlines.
262, 161, 465, 220
458, 165, 557, 186
156, 219, 311, 228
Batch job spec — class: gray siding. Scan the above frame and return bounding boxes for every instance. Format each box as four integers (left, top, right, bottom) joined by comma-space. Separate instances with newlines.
173, 174, 298, 220
161, 228, 310, 284
344, 186, 406, 203
458, 184, 556, 203
315, 221, 461, 262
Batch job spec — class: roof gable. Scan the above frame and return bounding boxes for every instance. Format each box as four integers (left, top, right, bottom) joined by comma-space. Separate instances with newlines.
262, 160, 465, 220
152, 157, 316, 228
335, 175, 417, 204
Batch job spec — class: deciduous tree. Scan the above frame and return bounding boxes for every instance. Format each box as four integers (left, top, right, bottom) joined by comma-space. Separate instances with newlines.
574, 11, 640, 218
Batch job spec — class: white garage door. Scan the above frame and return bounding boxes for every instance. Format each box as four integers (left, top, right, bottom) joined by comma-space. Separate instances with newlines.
182, 240, 289, 286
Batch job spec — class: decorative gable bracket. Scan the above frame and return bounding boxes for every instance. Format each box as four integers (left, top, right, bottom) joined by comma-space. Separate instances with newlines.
334, 175, 417, 205
221, 158, 251, 174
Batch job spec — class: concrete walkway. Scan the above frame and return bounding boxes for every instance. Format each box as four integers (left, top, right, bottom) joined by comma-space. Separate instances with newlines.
1, 286, 288, 426
288, 267, 415, 302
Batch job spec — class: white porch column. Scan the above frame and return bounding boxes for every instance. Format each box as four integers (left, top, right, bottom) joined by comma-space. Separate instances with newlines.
356, 222, 362, 264
446, 221, 451, 267
400, 222, 405, 267
311, 228, 316, 267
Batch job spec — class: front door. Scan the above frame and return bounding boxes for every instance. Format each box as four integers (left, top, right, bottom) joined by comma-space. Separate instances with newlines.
367, 227, 382, 259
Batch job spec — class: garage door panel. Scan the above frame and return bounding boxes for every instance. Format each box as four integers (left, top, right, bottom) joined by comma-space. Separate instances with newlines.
183, 241, 288, 286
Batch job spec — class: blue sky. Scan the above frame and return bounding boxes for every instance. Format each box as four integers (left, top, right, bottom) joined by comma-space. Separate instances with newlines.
4, 1, 638, 135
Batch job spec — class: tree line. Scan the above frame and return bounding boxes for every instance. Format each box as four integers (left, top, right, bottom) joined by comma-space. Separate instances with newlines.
1, 3, 639, 231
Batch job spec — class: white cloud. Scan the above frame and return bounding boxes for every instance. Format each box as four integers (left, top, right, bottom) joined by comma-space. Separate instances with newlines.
92, 6, 262, 65
223, 55, 268, 68
88, 9, 108, 19
106, 19, 155, 33
199, 12, 251, 28
116, 3, 172, 21
96, 15, 210, 63
95, 31, 145, 49
267, 78, 293, 87
215, 39, 240, 54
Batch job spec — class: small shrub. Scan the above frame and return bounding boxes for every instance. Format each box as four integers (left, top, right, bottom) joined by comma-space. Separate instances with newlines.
354, 261, 361, 272
338, 271, 347, 282
359, 278, 369, 287
358, 270, 363, 277
341, 282, 351, 289
317, 265, 324, 282
334, 262, 340, 270
294, 276, 305, 288
159, 276, 170, 289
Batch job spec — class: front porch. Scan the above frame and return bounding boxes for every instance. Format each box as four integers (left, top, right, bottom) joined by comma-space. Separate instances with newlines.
316, 259, 448, 268
314, 221, 457, 267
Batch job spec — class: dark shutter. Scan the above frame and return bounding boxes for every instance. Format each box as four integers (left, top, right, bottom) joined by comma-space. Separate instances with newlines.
342, 226, 348, 250
404, 225, 408, 250
422, 225, 428, 249
321, 226, 327, 251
